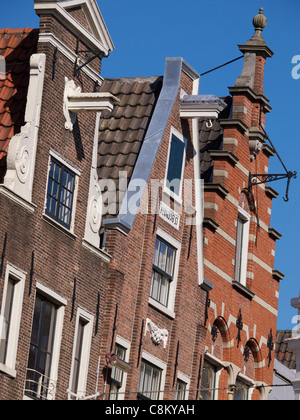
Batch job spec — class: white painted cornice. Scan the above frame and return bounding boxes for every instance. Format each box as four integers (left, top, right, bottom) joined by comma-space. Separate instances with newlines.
34, 0, 114, 55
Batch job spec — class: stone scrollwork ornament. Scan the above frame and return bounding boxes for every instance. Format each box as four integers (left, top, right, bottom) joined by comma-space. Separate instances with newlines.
88, 169, 102, 234
63, 77, 80, 131
145, 318, 169, 349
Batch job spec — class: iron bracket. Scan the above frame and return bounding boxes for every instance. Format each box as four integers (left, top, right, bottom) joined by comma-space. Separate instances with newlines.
74, 37, 103, 77
249, 171, 297, 202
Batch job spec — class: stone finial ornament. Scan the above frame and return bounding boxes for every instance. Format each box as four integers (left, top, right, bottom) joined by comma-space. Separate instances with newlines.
250, 7, 268, 44
253, 8, 267, 32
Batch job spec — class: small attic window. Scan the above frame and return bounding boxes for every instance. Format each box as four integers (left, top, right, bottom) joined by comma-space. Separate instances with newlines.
164, 127, 186, 201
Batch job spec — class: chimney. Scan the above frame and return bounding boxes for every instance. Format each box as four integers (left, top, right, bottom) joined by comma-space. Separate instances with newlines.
229, 8, 274, 161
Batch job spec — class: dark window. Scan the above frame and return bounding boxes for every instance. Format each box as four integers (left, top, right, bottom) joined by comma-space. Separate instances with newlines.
176, 379, 187, 400
70, 319, 86, 399
138, 360, 162, 400
25, 295, 57, 400
200, 361, 216, 401
109, 344, 127, 400
0, 277, 15, 365
150, 237, 176, 307
166, 134, 185, 196
46, 157, 75, 229
234, 379, 249, 400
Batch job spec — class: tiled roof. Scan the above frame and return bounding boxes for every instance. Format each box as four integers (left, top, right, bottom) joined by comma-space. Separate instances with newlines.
97, 76, 163, 217
0, 28, 39, 182
275, 330, 296, 370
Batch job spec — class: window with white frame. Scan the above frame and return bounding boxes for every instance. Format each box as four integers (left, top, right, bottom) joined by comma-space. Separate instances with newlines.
151, 237, 176, 307
234, 206, 250, 286
44, 151, 80, 232
0, 263, 26, 378
109, 336, 130, 401
24, 283, 66, 401
138, 360, 162, 400
109, 343, 126, 400
164, 127, 186, 202
176, 372, 190, 400
69, 308, 94, 400
200, 360, 217, 401
234, 378, 250, 401
138, 352, 166, 400
149, 229, 181, 318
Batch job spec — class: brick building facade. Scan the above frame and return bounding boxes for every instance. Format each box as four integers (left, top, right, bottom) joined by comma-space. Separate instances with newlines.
0, 1, 285, 400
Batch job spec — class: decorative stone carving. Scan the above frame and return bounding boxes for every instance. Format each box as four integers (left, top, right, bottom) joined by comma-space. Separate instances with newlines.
4, 53, 46, 203
63, 77, 80, 131
145, 318, 169, 349
88, 170, 102, 234
83, 113, 103, 250
248, 127, 265, 162
63, 77, 119, 131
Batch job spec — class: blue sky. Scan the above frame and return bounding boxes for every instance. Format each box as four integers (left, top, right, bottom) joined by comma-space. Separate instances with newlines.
1, 0, 300, 330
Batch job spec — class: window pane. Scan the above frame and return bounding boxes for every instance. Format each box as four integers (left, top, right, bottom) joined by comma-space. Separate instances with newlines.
71, 320, 85, 397
151, 238, 176, 307
176, 380, 187, 400
235, 217, 245, 283
159, 276, 169, 307
234, 380, 249, 400
54, 163, 61, 182
139, 361, 162, 400
26, 296, 57, 400
166, 134, 185, 196
200, 362, 216, 401
165, 246, 175, 276
46, 157, 75, 229
157, 241, 167, 271
0, 278, 15, 364
153, 239, 160, 267
151, 271, 161, 302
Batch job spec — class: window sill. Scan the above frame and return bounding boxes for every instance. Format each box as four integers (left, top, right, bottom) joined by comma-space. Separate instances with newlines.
232, 280, 255, 300
0, 363, 16, 378
162, 189, 182, 208
42, 213, 77, 240
148, 297, 176, 320
0, 185, 36, 213
82, 239, 111, 263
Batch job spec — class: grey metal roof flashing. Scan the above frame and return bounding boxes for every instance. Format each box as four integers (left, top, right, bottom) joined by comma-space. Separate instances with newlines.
103, 57, 195, 234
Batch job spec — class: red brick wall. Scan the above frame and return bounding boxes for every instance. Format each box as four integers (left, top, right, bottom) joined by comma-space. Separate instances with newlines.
98, 69, 208, 400
0, 12, 109, 400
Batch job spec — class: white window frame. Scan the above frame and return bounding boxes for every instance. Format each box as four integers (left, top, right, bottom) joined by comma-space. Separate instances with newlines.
163, 126, 187, 204
149, 228, 181, 319
68, 307, 94, 400
0, 263, 26, 378
109, 335, 131, 401
43, 149, 80, 235
24, 282, 67, 400
235, 206, 250, 287
234, 373, 255, 401
176, 371, 191, 400
201, 352, 226, 401
139, 351, 167, 400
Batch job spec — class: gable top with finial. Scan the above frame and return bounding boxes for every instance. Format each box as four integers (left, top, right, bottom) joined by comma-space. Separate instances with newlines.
253, 7, 268, 32
238, 7, 274, 58
34, 0, 114, 56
